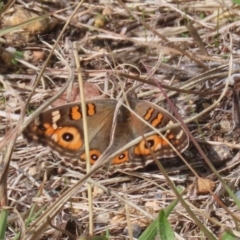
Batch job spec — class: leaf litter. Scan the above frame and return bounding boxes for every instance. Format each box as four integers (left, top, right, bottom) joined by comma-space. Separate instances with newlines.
1, 0, 240, 239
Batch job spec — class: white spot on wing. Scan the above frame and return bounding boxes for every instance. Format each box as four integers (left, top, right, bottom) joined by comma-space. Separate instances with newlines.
155, 142, 162, 150
35, 118, 40, 125
52, 110, 61, 123
176, 130, 184, 139
166, 120, 174, 127
51, 134, 58, 142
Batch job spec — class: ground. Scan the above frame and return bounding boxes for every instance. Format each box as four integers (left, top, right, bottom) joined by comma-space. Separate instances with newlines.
0, 1, 240, 239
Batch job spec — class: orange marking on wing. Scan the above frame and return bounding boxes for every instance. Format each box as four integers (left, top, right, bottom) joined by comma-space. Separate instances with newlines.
174, 139, 180, 145
167, 133, 175, 140
151, 113, 163, 127
112, 151, 129, 164
87, 103, 96, 116
80, 149, 101, 164
144, 108, 154, 121
134, 135, 163, 155
43, 123, 54, 135
166, 133, 178, 145
53, 127, 83, 150
70, 106, 82, 120
162, 139, 169, 146
32, 125, 38, 132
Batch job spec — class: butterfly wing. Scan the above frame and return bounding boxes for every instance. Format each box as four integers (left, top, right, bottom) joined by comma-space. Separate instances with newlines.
23, 99, 117, 161
107, 99, 188, 173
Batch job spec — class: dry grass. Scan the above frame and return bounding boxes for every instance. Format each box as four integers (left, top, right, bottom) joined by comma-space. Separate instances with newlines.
1, 0, 240, 239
